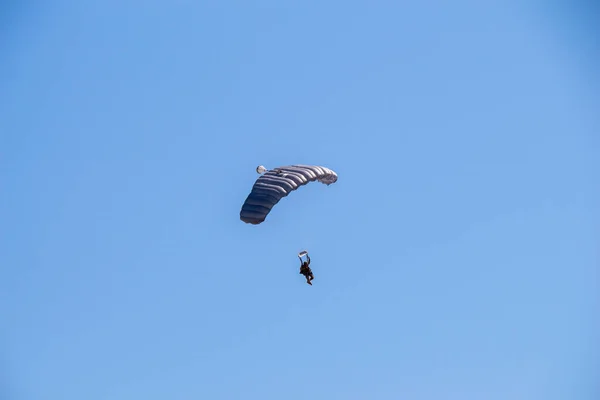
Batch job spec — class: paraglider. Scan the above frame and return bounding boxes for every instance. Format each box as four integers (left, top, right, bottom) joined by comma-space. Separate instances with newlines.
240, 164, 337, 286
239, 164, 338, 225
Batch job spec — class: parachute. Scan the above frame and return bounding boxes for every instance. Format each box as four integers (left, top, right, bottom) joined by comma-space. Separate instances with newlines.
240, 164, 338, 225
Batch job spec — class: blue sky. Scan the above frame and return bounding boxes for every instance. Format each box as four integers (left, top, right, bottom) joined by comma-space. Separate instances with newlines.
1, 1, 598, 399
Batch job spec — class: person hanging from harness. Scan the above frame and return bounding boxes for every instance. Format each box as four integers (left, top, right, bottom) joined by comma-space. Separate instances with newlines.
298, 251, 314, 285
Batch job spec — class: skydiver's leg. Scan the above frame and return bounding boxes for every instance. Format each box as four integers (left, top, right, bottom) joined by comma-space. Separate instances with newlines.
302, 272, 310, 284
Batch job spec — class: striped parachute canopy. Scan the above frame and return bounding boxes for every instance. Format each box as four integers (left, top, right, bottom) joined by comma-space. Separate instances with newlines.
240, 164, 338, 225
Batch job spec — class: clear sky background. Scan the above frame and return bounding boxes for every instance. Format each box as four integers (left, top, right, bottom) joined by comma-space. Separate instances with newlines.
1, 1, 598, 400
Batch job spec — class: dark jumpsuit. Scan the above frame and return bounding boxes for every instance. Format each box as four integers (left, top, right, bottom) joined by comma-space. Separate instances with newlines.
299, 256, 314, 284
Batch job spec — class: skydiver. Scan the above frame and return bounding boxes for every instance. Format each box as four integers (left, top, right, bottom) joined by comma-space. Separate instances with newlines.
299, 254, 314, 285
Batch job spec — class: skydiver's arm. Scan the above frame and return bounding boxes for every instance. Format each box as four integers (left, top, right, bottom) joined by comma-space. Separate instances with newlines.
307, 256, 311, 265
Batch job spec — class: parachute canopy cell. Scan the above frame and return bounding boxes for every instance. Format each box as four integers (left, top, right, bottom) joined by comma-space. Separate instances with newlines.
240, 164, 338, 225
